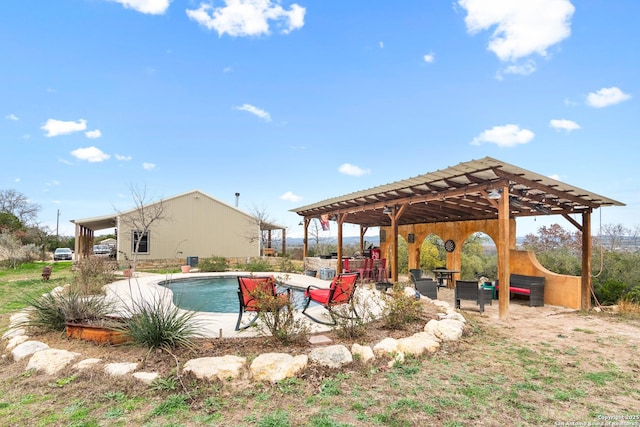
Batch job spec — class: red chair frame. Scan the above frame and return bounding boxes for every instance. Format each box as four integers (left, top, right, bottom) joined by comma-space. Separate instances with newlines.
302, 273, 359, 325
236, 276, 290, 331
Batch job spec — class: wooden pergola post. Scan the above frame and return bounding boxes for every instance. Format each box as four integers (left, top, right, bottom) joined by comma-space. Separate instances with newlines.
581, 211, 592, 310
497, 185, 511, 320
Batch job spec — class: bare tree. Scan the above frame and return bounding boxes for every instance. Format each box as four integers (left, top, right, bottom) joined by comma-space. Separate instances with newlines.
116, 185, 167, 270
247, 204, 278, 252
0, 189, 40, 226
600, 223, 629, 251
307, 218, 327, 255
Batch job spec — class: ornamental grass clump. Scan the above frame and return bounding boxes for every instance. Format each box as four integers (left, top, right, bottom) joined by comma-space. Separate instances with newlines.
123, 294, 203, 351
21, 288, 117, 332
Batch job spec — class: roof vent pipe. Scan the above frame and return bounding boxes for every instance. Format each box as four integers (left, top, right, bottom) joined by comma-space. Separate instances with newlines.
235, 192, 240, 207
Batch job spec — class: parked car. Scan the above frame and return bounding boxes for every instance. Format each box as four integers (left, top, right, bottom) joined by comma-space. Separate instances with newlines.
93, 245, 111, 255
54, 248, 73, 261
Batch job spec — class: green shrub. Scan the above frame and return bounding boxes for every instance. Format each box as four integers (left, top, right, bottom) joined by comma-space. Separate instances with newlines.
380, 282, 423, 329
594, 279, 627, 305
243, 259, 271, 272
123, 294, 202, 351
253, 280, 309, 344
197, 256, 228, 272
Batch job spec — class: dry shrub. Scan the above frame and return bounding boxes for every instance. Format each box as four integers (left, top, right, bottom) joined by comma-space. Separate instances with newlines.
618, 299, 640, 318
380, 282, 423, 329
72, 256, 118, 295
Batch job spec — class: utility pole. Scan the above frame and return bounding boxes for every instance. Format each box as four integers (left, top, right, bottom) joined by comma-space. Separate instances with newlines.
56, 209, 60, 245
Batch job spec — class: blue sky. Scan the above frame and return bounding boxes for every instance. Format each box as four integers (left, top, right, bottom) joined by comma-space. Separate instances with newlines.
1, 0, 638, 240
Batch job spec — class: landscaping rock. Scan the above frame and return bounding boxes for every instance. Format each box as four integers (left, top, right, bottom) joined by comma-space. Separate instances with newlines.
309, 344, 352, 368
373, 337, 399, 356
397, 332, 440, 356
183, 355, 247, 382
104, 362, 138, 376
26, 349, 80, 375
351, 343, 375, 363
12, 340, 49, 361
2, 327, 26, 341
74, 358, 103, 370
6, 335, 29, 351
133, 372, 160, 384
250, 353, 308, 383
425, 318, 464, 341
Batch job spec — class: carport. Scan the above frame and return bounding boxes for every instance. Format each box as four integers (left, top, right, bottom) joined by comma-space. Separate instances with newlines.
291, 157, 624, 318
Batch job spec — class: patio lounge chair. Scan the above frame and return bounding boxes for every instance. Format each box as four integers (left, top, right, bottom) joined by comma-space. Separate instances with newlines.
302, 272, 359, 325
410, 270, 438, 299
455, 280, 492, 313
236, 276, 290, 331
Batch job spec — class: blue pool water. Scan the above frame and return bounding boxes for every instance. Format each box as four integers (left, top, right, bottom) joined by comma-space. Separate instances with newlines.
159, 276, 308, 313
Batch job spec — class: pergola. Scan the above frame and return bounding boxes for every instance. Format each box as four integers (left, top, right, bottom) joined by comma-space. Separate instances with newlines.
291, 157, 624, 318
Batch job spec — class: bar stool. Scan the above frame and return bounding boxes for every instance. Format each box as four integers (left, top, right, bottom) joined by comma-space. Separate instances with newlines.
376, 259, 388, 282
358, 258, 372, 282
342, 258, 352, 274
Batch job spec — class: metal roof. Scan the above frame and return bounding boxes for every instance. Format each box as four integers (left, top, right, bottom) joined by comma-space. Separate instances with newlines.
71, 189, 286, 232
291, 157, 624, 227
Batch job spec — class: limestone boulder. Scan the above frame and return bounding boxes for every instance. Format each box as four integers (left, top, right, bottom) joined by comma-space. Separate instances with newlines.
133, 372, 160, 384
12, 341, 49, 361
425, 318, 464, 341
309, 345, 352, 368
373, 337, 398, 356
397, 332, 440, 356
26, 349, 80, 375
74, 358, 102, 370
351, 343, 375, 363
6, 335, 29, 351
183, 355, 247, 382
250, 353, 308, 383
104, 362, 138, 376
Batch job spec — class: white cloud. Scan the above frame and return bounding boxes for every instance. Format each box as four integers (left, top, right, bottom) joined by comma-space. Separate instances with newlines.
85, 129, 102, 139
41, 118, 87, 137
111, 0, 171, 15
115, 154, 132, 161
501, 61, 536, 77
471, 124, 534, 147
5, 113, 18, 121
379, 41, 384, 49
234, 104, 272, 122
458, 0, 574, 62
586, 87, 631, 108
550, 119, 580, 132
548, 173, 561, 181
71, 146, 110, 163
280, 191, 302, 202
14, 178, 20, 183
186, 0, 305, 37
423, 53, 435, 63
338, 163, 371, 177
142, 162, 156, 170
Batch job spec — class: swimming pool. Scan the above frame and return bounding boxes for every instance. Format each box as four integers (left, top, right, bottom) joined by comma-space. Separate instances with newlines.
159, 276, 309, 313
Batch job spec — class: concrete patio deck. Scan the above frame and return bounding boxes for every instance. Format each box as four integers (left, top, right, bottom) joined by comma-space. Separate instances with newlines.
104, 272, 386, 339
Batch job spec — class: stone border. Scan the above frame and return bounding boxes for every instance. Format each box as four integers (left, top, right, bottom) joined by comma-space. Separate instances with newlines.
2, 286, 466, 385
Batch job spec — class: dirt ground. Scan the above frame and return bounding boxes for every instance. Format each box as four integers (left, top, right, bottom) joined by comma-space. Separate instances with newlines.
438, 286, 640, 380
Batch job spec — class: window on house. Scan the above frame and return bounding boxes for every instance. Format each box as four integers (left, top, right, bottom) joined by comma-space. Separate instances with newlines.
132, 231, 149, 253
